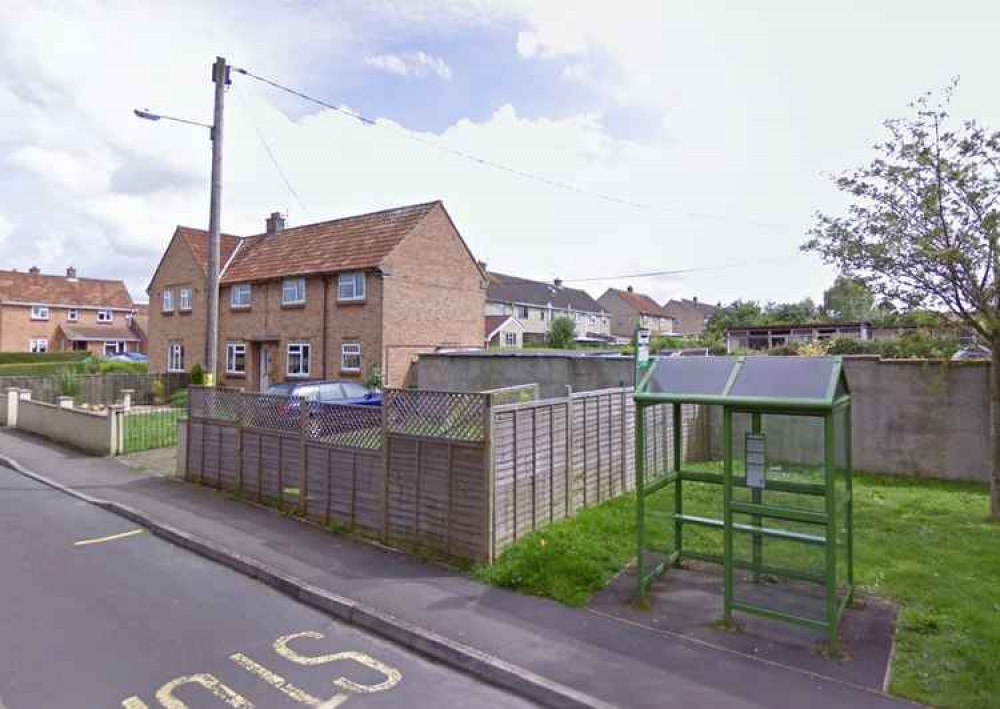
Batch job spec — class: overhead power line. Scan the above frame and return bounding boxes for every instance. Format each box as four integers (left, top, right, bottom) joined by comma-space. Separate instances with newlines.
556, 256, 804, 283
233, 82, 309, 217
233, 65, 793, 233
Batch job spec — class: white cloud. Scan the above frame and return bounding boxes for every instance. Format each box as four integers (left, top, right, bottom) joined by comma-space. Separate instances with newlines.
2, 0, 1000, 310
365, 51, 453, 80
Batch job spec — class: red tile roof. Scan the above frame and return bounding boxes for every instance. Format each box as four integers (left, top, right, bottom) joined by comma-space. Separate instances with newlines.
0, 270, 134, 308
609, 288, 672, 317
177, 227, 243, 273
220, 202, 439, 284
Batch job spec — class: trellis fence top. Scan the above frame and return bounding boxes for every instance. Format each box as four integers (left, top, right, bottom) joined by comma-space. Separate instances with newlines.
634, 355, 850, 411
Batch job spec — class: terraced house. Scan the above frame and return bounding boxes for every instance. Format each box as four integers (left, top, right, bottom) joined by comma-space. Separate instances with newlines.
598, 286, 676, 338
147, 201, 486, 389
0, 266, 142, 355
485, 272, 611, 346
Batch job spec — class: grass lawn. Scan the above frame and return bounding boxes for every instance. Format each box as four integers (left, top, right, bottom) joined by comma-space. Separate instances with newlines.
474, 461, 1000, 709
123, 408, 184, 453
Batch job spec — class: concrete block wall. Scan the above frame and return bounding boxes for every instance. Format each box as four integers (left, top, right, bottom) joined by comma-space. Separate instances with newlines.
416, 352, 993, 483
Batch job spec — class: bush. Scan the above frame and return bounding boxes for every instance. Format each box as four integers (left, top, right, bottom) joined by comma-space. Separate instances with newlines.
766, 344, 799, 356
190, 363, 205, 386
363, 363, 383, 390
97, 360, 148, 374
169, 388, 189, 408
650, 336, 688, 354
0, 361, 87, 377
152, 379, 167, 405
55, 370, 83, 399
547, 316, 576, 349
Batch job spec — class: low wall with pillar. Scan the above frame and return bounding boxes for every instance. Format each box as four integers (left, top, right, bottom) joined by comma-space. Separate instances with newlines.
4, 387, 122, 456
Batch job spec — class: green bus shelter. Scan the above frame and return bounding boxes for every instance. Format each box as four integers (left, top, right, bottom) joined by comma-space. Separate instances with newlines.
633, 354, 854, 647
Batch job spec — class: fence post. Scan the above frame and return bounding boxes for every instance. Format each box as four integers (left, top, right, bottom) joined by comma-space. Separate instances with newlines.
299, 397, 309, 516
235, 394, 245, 495
121, 389, 134, 411
483, 394, 495, 564
382, 392, 391, 543
6, 387, 20, 427
564, 385, 572, 517
108, 405, 124, 456
58, 396, 74, 409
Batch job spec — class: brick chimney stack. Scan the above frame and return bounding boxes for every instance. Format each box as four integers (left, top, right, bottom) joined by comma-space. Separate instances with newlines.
554, 278, 563, 288
626, 285, 634, 293
28, 266, 40, 274
266, 211, 285, 235
66, 266, 77, 279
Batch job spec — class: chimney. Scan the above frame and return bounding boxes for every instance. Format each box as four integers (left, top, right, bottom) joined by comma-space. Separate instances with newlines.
477, 260, 487, 273
692, 295, 698, 304
554, 278, 563, 288
626, 285, 634, 293
266, 211, 285, 235
28, 266, 40, 275
66, 266, 77, 279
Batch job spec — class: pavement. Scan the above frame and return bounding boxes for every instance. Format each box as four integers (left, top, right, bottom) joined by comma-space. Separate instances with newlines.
0, 465, 529, 708
0, 428, 918, 709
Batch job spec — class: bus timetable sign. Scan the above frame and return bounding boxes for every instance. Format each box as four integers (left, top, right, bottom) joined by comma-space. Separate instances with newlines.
745, 433, 767, 489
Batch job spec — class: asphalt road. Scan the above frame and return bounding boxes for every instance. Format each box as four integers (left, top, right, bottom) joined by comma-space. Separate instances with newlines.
0, 466, 532, 708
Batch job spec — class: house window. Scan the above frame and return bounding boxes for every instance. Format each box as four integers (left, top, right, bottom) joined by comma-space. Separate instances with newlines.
31, 305, 49, 321
104, 341, 126, 356
30, 338, 48, 353
341, 343, 361, 372
504, 332, 517, 347
517, 305, 529, 319
67, 308, 79, 322
167, 342, 184, 372
287, 342, 311, 377
162, 289, 173, 312
179, 287, 192, 311
282, 278, 306, 305
231, 283, 252, 308
226, 343, 246, 374
97, 310, 113, 323
338, 272, 365, 301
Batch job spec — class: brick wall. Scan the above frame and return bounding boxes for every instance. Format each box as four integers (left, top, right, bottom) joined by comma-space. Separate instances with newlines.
148, 235, 208, 373
0, 304, 134, 353
381, 203, 486, 387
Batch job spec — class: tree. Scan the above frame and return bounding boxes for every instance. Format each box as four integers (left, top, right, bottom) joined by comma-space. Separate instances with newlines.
547, 316, 576, 349
803, 81, 1000, 519
823, 277, 876, 321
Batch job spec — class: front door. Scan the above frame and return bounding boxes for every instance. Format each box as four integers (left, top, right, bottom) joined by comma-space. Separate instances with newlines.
259, 346, 272, 391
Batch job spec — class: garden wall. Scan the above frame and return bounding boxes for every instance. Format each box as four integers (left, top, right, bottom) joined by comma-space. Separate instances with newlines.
15, 398, 117, 455
706, 357, 990, 482
418, 352, 992, 482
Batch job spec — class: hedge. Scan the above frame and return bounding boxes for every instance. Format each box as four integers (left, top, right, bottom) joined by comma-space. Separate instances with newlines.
0, 352, 91, 365
0, 362, 87, 377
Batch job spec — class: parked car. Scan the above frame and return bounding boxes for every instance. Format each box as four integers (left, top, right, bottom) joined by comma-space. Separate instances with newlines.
266, 380, 381, 406
106, 352, 149, 363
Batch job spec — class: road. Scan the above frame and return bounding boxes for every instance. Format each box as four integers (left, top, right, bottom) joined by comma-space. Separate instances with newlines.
0, 466, 532, 708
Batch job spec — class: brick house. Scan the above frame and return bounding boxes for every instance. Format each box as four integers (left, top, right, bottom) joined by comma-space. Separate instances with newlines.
485, 272, 611, 346
598, 286, 675, 338
0, 266, 142, 356
147, 201, 486, 389
662, 297, 718, 336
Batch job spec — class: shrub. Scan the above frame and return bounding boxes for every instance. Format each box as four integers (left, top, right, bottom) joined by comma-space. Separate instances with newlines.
0, 361, 87, 377
547, 316, 576, 349
796, 340, 829, 357
97, 360, 148, 374
826, 337, 874, 355
190, 363, 205, 386
766, 344, 799, 357
55, 370, 83, 399
363, 363, 383, 390
151, 379, 167, 405
169, 388, 189, 408
0, 352, 90, 365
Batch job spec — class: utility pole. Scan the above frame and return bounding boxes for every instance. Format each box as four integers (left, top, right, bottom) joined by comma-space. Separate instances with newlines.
205, 56, 229, 385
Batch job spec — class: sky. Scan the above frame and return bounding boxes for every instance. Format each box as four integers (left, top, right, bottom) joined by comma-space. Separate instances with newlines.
1, 0, 999, 307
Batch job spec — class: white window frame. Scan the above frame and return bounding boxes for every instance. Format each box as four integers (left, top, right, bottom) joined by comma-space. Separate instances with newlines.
30, 338, 48, 353
287, 342, 311, 377
30, 305, 49, 321
162, 289, 174, 312
179, 287, 192, 312
340, 343, 361, 372
97, 309, 113, 323
104, 341, 126, 356
226, 342, 247, 374
517, 305, 529, 319
504, 332, 517, 347
337, 272, 366, 302
167, 342, 184, 372
282, 278, 306, 305
67, 308, 79, 322
231, 283, 252, 308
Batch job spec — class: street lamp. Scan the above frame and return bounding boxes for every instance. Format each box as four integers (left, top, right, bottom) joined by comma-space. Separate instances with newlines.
133, 56, 229, 385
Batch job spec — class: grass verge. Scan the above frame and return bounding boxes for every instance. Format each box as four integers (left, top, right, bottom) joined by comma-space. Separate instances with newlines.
474, 462, 1000, 709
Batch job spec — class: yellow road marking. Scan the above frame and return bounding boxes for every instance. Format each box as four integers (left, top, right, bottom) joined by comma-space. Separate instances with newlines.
275, 632, 402, 694
230, 652, 347, 708
74, 528, 145, 547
